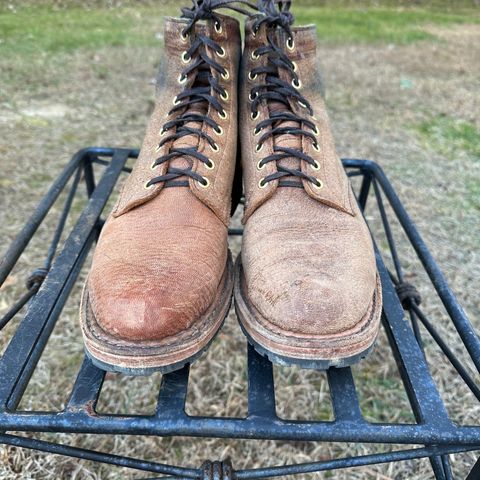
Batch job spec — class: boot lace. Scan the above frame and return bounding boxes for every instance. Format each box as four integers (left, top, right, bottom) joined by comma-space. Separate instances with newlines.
250, 0, 322, 189
147, 0, 257, 189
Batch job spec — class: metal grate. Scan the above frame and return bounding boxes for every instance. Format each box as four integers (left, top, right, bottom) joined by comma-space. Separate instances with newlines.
0, 148, 479, 479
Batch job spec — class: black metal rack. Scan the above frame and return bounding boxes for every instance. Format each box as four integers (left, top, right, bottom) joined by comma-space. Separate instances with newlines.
0, 147, 479, 479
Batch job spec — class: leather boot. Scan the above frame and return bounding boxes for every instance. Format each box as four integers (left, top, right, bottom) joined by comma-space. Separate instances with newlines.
235, 2, 382, 369
80, 3, 244, 374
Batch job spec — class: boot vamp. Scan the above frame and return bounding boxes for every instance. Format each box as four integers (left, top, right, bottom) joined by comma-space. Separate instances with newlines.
87, 188, 228, 341
242, 188, 377, 336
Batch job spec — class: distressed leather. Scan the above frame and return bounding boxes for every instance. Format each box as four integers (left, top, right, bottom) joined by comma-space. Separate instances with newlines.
86, 15, 240, 341
239, 20, 380, 338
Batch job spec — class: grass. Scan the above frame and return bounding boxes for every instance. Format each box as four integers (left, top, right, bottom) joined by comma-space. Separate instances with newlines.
1, 4, 479, 59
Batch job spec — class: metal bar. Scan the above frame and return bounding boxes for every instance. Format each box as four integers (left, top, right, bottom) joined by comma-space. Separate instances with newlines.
0, 288, 37, 330
466, 455, 480, 480
441, 455, 454, 480
0, 150, 82, 286
235, 445, 480, 479
357, 171, 373, 211
157, 366, 190, 417
430, 455, 447, 480
0, 433, 200, 478
344, 159, 480, 373
0, 149, 130, 409
247, 345, 276, 418
411, 303, 480, 402
376, 252, 452, 427
327, 368, 363, 422
66, 357, 105, 412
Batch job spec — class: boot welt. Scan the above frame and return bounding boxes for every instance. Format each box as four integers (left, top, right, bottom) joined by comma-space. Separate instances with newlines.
234, 256, 383, 370
80, 251, 234, 376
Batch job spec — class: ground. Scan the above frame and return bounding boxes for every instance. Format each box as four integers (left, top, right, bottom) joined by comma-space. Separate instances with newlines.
0, 2, 479, 479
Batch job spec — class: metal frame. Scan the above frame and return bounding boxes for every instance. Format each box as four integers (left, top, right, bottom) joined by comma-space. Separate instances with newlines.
0, 148, 479, 479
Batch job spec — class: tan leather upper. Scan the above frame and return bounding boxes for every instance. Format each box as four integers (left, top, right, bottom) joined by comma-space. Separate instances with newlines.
240, 20, 378, 336
87, 15, 240, 341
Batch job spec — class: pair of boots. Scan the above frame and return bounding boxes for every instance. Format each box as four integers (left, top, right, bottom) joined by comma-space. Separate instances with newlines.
80, 0, 382, 375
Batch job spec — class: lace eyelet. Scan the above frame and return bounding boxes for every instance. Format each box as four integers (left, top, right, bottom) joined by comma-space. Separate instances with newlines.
160, 127, 168, 137
214, 126, 224, 136
258, 178, 267, 189
248, 71, 258, 81
154, 144, 162, 153
214, 21, 223, 34
252, 29, 258, 38
251, 50, 260, 61
286, 37, 295, 51
251, 111, 259, 120
298, 100, 308, 109
216, 47, 226, 58
144, 181, 154, 190
210, 142, 220, 152
313, 142, 321, 152
255, 143, 264, 153
178, 74, 187, 85
182, 51, 191, 63
220, 90, 229, 101
312, 160, 320, 170
254, 127, 261, 136
257, 160, 266, 170
218, 109, 228, 120
313, 125, 320, 136
150, 161, 159, 170
199, 177, 210, 188
221, 69, 230, 80
181, 31, 189, 42
292, 61, 298, 72
292, 78, 302, 89
173, 97, 182, 106
249, 92, 258, 102
313, 179, 324, 190
206, 159, 215, 170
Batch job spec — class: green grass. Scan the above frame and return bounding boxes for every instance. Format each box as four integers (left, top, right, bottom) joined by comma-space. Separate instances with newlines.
0, 5, 479, 59
415, 116, 480, 160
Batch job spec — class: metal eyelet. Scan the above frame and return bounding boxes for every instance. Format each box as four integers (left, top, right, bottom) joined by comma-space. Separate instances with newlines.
258, 178, 267, 189
257, 160, 266, 170
214, 21, 223, 34
181, 31, 189, 42
221, 69, 230, 80
216, 47, 226, 58
173, 96, 181, 106
210, 142, 219, 152
252, 28, 258, 38
251, 50, 260, 61
199, 177, 210, 188
254, 127, 261, 136
220, 90, 229, 101
248, 71, 258, 81
182, 51, 191, 63
206, 159, 215, 170
249, 92, 258, 102
292, 61, 298, 72
255, 143, 264, 153
251, 111, 259, 120
150, 161, 159, 170
178, 74, 187, 85
313, 125, 320, 136
313, 142, 321, 152
312, 160, 320, 170
286, 37, 295, 51
214, 125, 224, 136
313, 179, 324, 189
218, 110, 228, 120
160, 127, 168, 137
144, 181, 154, 190
292, 78, 302, 89
298, 100, 308, 109
154, 144, 162, 153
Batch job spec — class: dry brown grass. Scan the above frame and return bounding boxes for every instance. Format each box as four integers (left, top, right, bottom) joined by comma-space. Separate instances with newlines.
0, 11, 479, 480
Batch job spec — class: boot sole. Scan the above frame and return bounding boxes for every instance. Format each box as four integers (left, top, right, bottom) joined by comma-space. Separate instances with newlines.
234, 256, 383, 370
80, 251, 234, 376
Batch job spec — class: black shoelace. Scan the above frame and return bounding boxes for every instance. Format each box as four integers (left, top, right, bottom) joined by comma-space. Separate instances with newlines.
147, 0, 257, 189
250, 0, 322, 189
